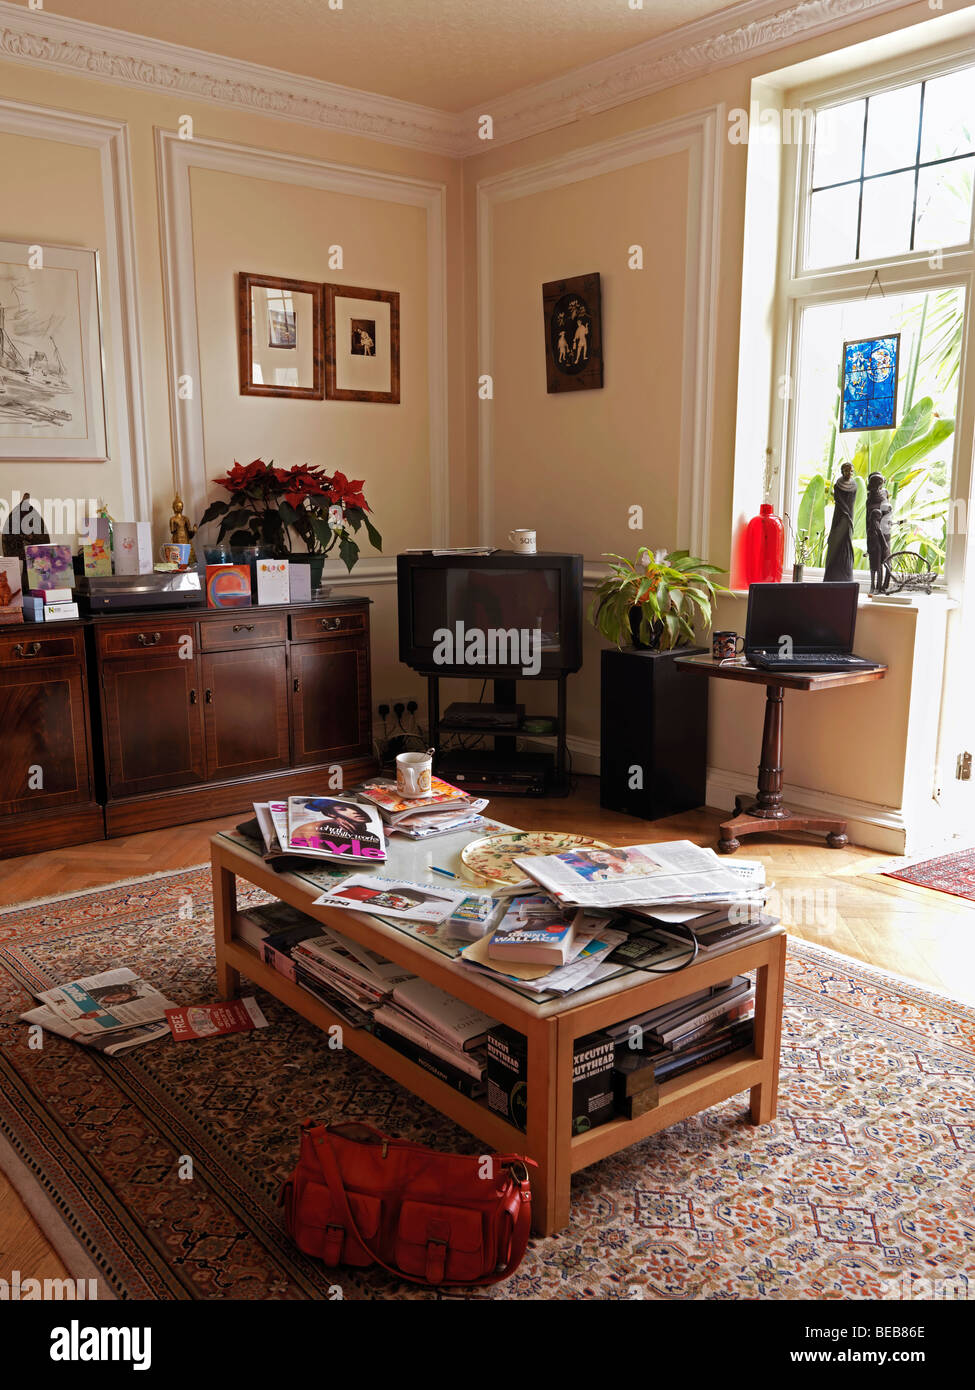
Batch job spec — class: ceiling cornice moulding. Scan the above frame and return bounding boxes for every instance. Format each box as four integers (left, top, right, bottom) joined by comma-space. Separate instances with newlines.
458, 0, 918, 152
0, 0, 919, 158
0, 0, 464, 156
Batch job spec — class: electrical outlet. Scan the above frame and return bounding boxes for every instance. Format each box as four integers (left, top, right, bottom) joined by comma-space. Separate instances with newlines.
383, 695, 417, 720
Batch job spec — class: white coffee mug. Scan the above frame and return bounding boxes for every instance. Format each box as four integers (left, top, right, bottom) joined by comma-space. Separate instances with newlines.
508, 528, 537, 554
396, 749, 434, 798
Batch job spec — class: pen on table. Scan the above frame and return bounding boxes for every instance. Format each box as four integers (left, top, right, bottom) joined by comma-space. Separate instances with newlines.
431, 866, 456, 878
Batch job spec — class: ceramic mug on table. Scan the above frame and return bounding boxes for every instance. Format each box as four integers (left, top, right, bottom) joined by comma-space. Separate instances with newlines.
396, 749, 434, 798
712, 630, 745, 662
508, 529, 537, 554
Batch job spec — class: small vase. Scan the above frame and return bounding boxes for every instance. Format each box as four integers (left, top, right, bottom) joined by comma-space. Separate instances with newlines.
744, 503, 784, 584
792, 563, 804, 583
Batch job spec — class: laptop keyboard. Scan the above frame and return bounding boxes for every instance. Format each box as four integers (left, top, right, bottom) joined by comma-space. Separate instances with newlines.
754, 652, 868, 666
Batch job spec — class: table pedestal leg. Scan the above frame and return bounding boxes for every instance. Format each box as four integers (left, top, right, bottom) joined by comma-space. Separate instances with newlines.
717, 686, 849, 852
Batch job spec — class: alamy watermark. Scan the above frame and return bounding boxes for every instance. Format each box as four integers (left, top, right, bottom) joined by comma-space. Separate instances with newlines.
432, 622, 541, 677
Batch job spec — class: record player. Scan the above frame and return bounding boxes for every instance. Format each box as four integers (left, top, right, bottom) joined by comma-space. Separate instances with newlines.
77, 571, 205, 612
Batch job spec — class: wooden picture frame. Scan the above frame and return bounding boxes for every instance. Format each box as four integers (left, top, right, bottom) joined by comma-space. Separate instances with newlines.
237, 272, 324, 399
542, 272, 603, 394
323, 283, 400, 404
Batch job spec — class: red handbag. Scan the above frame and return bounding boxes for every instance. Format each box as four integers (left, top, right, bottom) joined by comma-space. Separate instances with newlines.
281, 1119, 536, 1287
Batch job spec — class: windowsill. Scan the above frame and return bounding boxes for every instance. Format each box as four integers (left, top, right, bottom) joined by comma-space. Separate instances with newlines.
725, 589, 957, 609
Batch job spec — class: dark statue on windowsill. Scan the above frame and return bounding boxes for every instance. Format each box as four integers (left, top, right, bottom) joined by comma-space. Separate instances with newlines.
866, 471, 893, 595
1, 492, 50, 563
823, 462, 857, 583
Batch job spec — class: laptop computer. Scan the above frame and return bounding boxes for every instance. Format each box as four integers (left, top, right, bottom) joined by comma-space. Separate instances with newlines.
744, 582, 878, 672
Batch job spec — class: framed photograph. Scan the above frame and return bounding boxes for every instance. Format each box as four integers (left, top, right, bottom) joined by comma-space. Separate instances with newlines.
237, 273, 323, 399
542, 272, 603, 394
840, 333, 900, 432
0, 241, 107, 460
324, 284, 400, 404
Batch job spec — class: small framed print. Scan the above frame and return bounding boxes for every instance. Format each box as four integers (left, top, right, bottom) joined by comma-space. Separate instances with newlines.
324, 284, 400, 404
840, 333, 900, 432
542, 272, 603, 394
237, 273, 323, 399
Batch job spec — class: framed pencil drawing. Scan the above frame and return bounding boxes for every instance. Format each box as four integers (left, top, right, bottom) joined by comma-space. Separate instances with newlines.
0, 241, 107, 460
323, 284, 400, 404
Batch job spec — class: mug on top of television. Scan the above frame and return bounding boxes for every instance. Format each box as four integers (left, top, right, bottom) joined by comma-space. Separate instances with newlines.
508, 529, 536, 554
712, 630, 745, 662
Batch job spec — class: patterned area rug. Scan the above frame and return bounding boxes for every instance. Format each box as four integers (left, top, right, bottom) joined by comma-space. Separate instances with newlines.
1, 868, 973, 1301
883, 846, 975, 903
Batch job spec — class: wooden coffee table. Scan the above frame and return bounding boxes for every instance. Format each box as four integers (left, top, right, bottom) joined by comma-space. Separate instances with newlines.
211, 828, 786, 1236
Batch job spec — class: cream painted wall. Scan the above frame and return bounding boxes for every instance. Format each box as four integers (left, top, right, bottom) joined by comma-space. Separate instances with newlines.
0, 131, 118, 521
490, 153, 687, 556
464, 0, 957, 846
190, 168, 431, 555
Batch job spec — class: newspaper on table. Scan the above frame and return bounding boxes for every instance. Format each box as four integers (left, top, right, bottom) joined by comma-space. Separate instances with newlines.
36, 968, 174, 1036
513, 839, 759, 910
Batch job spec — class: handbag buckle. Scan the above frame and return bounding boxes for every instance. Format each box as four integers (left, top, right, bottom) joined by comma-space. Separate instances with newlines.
508, 1161, 530, 1184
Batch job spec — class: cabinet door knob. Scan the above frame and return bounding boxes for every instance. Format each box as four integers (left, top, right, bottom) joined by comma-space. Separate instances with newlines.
233, 623, 255, 633
320, 617, 341, 630
137, 631, 162, 646
189, 688, 198, 705
205, 689, 213, 704
12, 641, 41, 658
293, 677, 300, 693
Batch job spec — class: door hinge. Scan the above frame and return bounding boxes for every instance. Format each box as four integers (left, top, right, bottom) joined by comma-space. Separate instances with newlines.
957, 751, 972, 781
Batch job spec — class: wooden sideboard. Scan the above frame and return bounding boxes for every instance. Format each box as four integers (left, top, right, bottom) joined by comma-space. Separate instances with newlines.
0, 598, 377, 857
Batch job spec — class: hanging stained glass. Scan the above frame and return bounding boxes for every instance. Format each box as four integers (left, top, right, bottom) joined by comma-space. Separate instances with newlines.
840, 334, 900, 431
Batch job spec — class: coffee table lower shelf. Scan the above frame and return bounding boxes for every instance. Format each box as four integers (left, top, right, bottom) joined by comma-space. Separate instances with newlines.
211, 836, 786, 1237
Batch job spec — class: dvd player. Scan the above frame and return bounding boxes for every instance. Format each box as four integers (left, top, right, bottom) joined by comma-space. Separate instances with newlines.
437, 750, 550, 796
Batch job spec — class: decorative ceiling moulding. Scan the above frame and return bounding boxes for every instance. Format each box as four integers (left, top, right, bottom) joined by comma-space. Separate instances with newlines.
464, 0, 919, 153
0, 0, 918, 157
0, 0, 463, 156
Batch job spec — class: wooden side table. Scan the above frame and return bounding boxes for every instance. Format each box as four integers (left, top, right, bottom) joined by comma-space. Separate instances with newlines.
675, 655, 886, 854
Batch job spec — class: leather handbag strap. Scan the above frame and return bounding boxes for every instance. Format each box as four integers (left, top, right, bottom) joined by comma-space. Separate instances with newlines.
309, 1128, 533, 1288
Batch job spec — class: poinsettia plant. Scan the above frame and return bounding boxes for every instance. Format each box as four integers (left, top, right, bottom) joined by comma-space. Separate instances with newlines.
199, 459, 382, 571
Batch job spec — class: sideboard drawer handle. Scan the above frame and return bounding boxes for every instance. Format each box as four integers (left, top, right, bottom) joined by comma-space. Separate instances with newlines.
12, 641, 41, 658
232, 623, 255, 633
321, 617, 342, 631
137, 631, 162, 647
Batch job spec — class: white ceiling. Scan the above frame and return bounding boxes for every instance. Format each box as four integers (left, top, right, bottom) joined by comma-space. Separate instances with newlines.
53, 0, 762, 112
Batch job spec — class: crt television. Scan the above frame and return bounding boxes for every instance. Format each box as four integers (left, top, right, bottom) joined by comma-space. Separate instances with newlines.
397, 552, 584, 676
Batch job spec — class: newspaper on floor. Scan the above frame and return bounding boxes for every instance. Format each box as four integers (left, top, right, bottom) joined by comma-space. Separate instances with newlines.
20, 1005, 170, 1055
512, 839, 761, 910
36, 968, 175, 1036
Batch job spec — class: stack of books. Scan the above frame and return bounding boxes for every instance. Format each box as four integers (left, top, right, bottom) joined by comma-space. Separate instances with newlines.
291, 930, 416, 1028
356, 778, 490, 840
606, 976, 756, 1101
24, 586, 79, 623
370, 977, 498, 1098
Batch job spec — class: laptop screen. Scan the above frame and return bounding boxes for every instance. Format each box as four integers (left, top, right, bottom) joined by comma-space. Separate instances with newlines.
745, 583, 859, 652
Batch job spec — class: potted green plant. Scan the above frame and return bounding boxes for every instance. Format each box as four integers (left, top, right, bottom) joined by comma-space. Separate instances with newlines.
589, 548, 726, 649
199, 459, 382, 588
792, 528, 818, 583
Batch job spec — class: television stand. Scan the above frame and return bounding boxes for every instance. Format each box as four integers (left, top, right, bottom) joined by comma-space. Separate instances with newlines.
427, 673, 570, 796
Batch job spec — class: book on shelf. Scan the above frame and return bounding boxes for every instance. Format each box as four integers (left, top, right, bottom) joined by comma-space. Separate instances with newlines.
293, 933, 415, 1010
292, 968, 373, 1029
486, 895, 578, 965
652, 1019, 755, 1082
572, 1032, 616, 1134
356, 777, 473, 824
371, 1002, 487, 1079
369, 1020, 486, 1098
390, 976, 498, 1052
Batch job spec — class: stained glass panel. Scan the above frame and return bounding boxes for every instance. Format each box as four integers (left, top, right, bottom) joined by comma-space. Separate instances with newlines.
840, 334, 900, 431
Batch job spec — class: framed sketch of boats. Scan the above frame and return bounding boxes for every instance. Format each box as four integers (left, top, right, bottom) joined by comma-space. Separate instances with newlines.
0, 242, 107, 461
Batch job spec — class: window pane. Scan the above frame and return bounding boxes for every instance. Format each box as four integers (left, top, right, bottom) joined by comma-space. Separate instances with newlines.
812, 98, 865, 187
858, 169, 915, 260
863, 83, 921, 175
792, 288, 963, 575
915, 156, 975, 250
806, 182, 859, 268
920, 69, 975, 162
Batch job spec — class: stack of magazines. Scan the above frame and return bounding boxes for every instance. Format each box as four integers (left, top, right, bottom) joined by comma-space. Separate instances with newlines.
19, 968, 175, 1055
607, 976, 756, 1090
355, 777, 491, 840
251, 795, 387, 866
290, 927, 417, 1027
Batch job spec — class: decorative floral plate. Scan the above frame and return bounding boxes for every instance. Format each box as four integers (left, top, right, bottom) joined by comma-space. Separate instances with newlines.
460, 831, 612, 887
